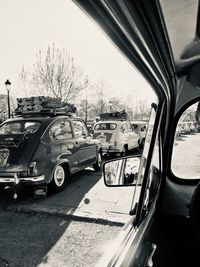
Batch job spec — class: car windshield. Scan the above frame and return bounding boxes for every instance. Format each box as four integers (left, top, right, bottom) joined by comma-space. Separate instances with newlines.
94, 123, 117, 131
0, 121, 41, 135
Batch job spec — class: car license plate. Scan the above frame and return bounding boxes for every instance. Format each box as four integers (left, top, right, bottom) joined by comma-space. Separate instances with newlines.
0, 149, 9, 166
34, 186, 47, 198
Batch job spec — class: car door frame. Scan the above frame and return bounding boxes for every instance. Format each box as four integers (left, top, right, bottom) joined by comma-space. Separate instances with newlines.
72, 118, 97, 168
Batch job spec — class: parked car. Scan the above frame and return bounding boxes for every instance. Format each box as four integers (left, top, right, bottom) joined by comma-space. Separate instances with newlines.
0, 112, 102, 193
93, 120, 139, 156
131, 121, 148, 148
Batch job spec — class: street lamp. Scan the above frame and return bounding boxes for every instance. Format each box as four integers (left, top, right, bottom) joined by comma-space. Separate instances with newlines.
109, 100, 112, 112
5, 79, 11, 118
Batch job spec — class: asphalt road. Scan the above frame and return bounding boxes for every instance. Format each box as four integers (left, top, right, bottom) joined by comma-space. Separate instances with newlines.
0, 210, 121, 267
0, 150, 142, 267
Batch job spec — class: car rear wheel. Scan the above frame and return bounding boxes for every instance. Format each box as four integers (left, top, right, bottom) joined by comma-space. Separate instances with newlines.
121, 145, 128, 157
93, 151, 102, 171
50, 164, 67, 192
140, 138, 145, 148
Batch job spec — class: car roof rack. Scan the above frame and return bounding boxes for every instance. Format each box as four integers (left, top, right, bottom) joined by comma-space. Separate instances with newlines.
13, 108, 73, 118
99, 110, 128, 121
13, 96, 77, 118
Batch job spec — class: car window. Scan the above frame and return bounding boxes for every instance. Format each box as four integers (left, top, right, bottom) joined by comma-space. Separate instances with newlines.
73, 120, 88, 138
120, 123, 128, 133
0, 0, 159, 265
49, 120, 72, 141
132, 124, 139, 133
128, 123, 134, 132
171, 102, 200, 179
94, 123, 117, 131
0, 122, 22, 135
24, 122, 41, 134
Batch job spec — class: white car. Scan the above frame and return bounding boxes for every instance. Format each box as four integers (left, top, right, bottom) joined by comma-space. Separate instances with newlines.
93, 120, 139, 156
131, 121, 148, 148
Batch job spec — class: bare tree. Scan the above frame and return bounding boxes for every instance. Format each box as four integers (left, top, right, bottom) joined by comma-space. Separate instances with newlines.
32, 43, 89, 101
95, 80, 107, 114
18, 65, 30, 97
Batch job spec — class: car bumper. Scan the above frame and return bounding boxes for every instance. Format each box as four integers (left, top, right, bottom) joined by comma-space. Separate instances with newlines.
102, 145, 121, 154
0, 175, 45, 184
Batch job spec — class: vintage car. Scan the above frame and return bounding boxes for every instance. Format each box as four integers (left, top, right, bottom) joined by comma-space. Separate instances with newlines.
93, 120, 140, 156
0, 111, 102, 193
131, 121, 148, 148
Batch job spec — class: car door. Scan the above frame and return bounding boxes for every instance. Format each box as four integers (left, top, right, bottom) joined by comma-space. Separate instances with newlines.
48, 118, 80, 173
72, 119, 97, 167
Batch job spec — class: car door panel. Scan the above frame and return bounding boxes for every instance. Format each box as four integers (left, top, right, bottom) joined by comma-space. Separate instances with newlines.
73, 120, 97, 168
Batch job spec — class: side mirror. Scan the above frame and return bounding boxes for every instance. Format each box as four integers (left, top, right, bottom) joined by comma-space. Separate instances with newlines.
103, 156, 141, 186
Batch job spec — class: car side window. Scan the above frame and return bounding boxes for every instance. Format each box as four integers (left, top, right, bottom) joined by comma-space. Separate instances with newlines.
73, 120, 88, 138
128, 123, 134, 133
49, 120, 72, 141
24, 122, 41, 134
171, 102, 200, 179
120, 123, 128, 133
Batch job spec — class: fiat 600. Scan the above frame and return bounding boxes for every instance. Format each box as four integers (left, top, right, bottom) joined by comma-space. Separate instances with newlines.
0, 113, 102, 193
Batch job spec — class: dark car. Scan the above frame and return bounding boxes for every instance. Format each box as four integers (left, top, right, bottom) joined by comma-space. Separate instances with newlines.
0, 112, 102, 193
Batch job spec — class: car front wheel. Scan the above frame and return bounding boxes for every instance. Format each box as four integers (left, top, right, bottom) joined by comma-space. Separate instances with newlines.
121, 145, 128, 157
50, 164, 67, 192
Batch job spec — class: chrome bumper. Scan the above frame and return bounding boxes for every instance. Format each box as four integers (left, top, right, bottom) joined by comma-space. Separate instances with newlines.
0, 175, 45, 183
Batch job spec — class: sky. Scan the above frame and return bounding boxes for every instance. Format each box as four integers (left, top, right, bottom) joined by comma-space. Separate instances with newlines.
0, 0, 156, 108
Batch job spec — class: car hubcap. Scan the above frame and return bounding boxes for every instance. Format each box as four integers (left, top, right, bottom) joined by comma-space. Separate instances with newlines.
54, 165, 65, 187
98, 153, 102, 167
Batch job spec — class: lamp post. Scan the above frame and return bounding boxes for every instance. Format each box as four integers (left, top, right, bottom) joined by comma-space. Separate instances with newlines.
5, 79, 11, 118
109, 100, 112, 112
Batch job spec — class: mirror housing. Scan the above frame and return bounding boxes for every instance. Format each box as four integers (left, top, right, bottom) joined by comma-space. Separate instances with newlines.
103, 156, 140, 186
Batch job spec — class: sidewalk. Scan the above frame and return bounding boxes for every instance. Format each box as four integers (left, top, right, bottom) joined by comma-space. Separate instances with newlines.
6, 168, 134, 225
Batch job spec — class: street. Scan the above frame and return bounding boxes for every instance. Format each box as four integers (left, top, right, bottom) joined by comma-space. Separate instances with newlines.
0, 151, 140, 267
0, 210, 120, 267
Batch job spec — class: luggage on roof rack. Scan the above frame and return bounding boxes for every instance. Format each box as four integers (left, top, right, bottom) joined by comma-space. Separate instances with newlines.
14, 96, 76, 117
99, 110, 128, 121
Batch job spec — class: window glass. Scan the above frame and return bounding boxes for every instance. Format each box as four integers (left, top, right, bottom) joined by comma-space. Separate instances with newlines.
128, 123, 134, 132
24, 122, 41, 134
0, 122, 22, 134
0, 0, 159, 265
73, 120, 88, 138
94, 123, 117, 131
0, 121, 41, 135
120, 124, 128, 133
49, 120, 72, 141
172, 102, 200, 179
